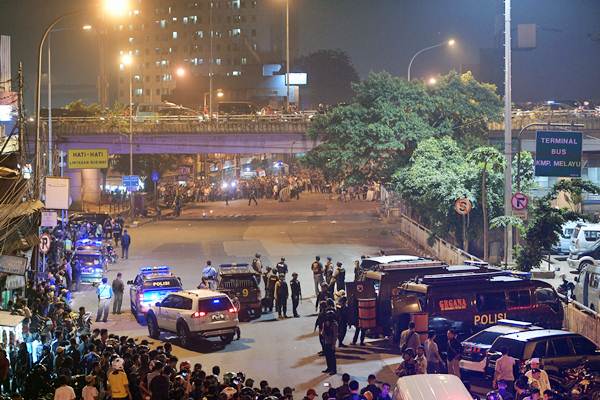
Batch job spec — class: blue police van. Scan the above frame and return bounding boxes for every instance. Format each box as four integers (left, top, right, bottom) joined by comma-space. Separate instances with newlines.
128, 266, 183, 322
73, 239, 107, 284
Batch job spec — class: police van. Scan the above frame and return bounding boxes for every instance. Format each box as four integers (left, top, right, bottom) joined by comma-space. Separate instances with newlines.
348, 260, 491, 341
216, 263, 261, 321
393, 271, 563, 339
128, 266, 183, 321
73, 248, 105, 284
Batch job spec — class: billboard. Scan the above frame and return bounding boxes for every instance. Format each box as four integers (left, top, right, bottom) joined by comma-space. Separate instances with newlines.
534, 131, 582, 177
67, 149, 109, 169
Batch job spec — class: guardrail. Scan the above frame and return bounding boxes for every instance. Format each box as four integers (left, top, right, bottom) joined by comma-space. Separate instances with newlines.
489, 109, 600, 130
380, 186, 483, 265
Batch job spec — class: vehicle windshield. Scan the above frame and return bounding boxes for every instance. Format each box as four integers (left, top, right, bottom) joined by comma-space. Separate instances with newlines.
490, 337, 525, 358
199, 297, 234, 313
220, 276, 257, 289
466, 330, 505, 346
75, 255, 102, 265
142, 277, 181, 289
563, 228, 574, 239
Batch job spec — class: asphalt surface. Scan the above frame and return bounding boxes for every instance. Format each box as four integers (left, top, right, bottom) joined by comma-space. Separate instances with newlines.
72, 194, 424, 393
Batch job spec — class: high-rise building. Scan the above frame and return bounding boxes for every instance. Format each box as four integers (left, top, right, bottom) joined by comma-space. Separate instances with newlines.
115, 0, 287, 105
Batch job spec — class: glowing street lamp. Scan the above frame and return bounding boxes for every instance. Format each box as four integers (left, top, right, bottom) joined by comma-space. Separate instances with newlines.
427, 77, 437, 85
407, 38, 457, 81
104, 0, 129, 16
176, 67, 186, 78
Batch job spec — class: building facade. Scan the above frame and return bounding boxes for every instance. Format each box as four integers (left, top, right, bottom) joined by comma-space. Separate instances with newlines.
115, 0, 286, 105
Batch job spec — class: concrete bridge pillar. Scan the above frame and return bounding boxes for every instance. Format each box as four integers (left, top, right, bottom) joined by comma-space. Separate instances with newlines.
66, 169, 102, 210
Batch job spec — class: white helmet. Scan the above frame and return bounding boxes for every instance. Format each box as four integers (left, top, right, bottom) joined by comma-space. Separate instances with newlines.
112, 357, 124, 371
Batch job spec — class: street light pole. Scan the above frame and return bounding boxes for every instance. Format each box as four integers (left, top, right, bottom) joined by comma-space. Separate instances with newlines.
285, 0, 290, 112
128, 66, 133, 176
47, 34, 53, 176
407, 39, 455, 81
208, 0, 213, 118
35, 10, 82, 198
503, 0, 513, 264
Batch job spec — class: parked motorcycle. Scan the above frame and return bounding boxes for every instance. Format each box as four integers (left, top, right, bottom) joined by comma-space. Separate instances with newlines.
559, 360, 600, 400
106, 244, 118, 264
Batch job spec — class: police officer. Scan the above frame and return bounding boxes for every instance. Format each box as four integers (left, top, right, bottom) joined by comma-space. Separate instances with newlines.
331, 262, 346, 292
266, 269, 279, 312
202, 260, 217, 290
290, 272, 302, 318
95, 277, 113, 323
276, 257, 288, 276
274, 274, 289, 319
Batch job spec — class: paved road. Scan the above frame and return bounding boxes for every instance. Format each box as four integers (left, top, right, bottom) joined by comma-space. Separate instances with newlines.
73, 194, 419, 392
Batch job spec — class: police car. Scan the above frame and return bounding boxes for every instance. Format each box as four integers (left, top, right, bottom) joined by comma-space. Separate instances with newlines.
459, 319, 542, 374
73, 249, 105, 284
128, 266, 183, 321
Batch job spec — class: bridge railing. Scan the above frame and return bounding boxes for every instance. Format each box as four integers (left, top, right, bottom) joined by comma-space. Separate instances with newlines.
489, 109, 600, 130
42, 113, 317, 135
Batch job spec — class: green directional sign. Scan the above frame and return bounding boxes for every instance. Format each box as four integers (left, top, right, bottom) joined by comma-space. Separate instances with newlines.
534, 131, 582, 177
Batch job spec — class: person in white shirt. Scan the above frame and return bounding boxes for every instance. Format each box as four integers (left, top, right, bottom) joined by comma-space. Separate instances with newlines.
54, 375, 76, 400
525, 358, 551, 393
82, 375, 99, 400
493, 346, 516, 389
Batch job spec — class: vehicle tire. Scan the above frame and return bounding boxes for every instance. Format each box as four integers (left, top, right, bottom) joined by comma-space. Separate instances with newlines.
177, 321, 191, 348
220, 334, 234, 344
579, 261, 593, 273
147, 313, 160, 339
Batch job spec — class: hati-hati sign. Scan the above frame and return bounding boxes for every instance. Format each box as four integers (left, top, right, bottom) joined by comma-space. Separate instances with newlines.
67, 149, 109, 169
534, 131, 582, 177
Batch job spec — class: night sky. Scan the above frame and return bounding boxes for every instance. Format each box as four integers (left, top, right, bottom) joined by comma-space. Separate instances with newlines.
1, 0, 599, 108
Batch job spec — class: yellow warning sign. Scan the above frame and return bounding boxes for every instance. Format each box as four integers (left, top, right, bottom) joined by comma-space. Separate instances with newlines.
67, 149, 109, 169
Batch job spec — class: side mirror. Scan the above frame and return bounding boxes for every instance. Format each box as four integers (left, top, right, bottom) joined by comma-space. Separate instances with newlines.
155, 302, 161, 307
127, 280, 133, 285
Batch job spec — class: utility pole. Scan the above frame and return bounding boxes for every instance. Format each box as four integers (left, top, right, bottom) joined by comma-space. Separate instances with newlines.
48, 35, 53, 176
285, 0, 290, 112
208, 0, 213, 118
17, 63, 26, 166
503, 0, 513, 264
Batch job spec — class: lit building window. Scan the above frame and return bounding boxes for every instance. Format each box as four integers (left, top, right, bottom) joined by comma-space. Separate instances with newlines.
241, 57, 247, 65
172, 17, 177, 22
232, 70, 241, 76
190, 16, 198, 24
215, 58, 222, 65
232, 28, 241, 36
128, 37, 134, 43
172, 31, 178, 39
134, 74, 141, 81
162, 74, 172, 81
196, 30, 203, 38
160, 20, 166, 28
133, 9, 140, 15
134, 88, 143, 96
183, 17, 189, 24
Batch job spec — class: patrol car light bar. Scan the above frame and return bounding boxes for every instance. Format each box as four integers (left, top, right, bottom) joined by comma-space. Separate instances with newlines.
140, 266, 172, 274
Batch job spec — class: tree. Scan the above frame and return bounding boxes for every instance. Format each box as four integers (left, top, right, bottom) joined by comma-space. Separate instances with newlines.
394, 137, 475, 237
467, 147, 504, 260
293, 49, 360, 107
306, 71, 502, 185
516, 179, 600, 271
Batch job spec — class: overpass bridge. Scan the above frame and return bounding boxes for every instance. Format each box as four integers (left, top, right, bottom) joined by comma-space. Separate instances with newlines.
41, 110, 600, 155
43, 114, 319, 155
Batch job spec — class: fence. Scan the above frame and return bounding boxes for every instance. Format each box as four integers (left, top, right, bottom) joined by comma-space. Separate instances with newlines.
380, 186, 483, 265
563, 300, 600, 345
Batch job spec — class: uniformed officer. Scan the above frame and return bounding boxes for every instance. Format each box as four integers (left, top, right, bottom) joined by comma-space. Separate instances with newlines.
265, 269, 279, 312
274, 274, 289, 318
202, 260, 217, 290
290, 272, 302, 318
95, 277, 113, 323
276, 257, 288, 276
331, 262, 346, 292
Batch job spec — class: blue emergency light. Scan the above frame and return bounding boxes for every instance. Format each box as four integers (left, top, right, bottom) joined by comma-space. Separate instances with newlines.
212, 299, 221, 304
140, 266, 172, 274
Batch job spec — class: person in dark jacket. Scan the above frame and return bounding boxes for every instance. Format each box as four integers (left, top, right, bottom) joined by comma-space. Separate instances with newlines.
274, 274, 289, 318
336, 296, 350, 347
320, 309, 338, 375
290, 272, 302, 317
121, 230, 131, 259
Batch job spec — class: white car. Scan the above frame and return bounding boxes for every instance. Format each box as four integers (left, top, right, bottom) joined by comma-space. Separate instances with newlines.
146, 289, 239, 348
393, 374, 472, 400
459, 320, 541, 374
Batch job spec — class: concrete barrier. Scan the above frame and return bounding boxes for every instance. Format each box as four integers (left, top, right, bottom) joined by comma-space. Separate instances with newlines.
563, 301, 600, 345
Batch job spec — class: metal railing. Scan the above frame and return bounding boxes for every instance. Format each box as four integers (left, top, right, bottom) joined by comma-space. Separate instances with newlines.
41, 113, 317, 135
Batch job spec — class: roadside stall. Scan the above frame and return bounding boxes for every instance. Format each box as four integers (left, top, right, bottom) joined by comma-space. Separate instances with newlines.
0, 310, 25, 352
0, 255, 28, 309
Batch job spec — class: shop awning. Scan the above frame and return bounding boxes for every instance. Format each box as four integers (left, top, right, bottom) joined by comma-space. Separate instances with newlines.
4, 275, 25, 289
0, 200, 44, 220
